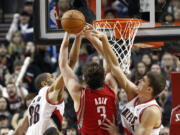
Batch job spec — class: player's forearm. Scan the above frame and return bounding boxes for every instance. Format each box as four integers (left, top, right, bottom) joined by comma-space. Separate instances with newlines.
87, 35, 112, 74
101, 36, 119, 66
59, 33, 69, 69
86, 35, 105, 58
101, 37, 129, 91
54, 75, 64, 90
55, 35, 81, 92
69, 35, 82, 69
101, 36, 137, 96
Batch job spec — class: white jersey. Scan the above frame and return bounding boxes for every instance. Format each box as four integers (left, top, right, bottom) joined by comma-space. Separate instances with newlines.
26, 86, 64, 135
121, 96, 161, 135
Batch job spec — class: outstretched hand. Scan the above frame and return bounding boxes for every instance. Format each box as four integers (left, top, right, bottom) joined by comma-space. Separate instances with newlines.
83, 23, 107, 40
74, 23, 92, 37
101, 116, 121, 135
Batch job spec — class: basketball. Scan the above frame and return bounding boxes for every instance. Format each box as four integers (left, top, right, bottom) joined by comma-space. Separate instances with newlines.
61, 10, 85, 34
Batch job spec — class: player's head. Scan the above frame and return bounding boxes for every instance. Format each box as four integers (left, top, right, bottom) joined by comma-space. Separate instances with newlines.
137, 71, 166, 98
83, 62, 105, 90
34, 73, 55, 90
43, 127, 59, 135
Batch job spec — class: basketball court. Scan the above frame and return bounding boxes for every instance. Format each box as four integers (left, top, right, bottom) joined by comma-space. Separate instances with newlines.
34, 0, 180, 134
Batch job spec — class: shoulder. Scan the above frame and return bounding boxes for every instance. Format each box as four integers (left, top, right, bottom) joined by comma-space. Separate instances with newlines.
144, 105, 161, 115
141, 105, 161, 121
39, 86, 49, 94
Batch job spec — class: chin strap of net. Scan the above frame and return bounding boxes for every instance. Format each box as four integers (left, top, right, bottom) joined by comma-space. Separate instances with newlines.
94, 19, 141, 74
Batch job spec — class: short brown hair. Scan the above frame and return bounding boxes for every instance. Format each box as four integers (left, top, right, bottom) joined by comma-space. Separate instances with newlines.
34, 73, 53, 90
83, 62, 105, 90
147, 71, 166, 97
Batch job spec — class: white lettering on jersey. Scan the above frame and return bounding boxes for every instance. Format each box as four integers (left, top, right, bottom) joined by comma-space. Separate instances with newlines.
94, 97, 108, 125
26, 86, 64, 135
94, 97, 108, 105
176, 113, 180, 122
121, 96, 161, 135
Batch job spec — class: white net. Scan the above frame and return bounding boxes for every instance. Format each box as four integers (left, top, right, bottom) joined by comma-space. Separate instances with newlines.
94, 19, 141, 74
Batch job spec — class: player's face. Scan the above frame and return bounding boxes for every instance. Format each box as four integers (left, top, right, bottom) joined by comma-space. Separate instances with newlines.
137, 75, 151, 94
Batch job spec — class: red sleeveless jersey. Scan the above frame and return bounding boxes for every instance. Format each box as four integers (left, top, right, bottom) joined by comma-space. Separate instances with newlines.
76, 85, 117, 135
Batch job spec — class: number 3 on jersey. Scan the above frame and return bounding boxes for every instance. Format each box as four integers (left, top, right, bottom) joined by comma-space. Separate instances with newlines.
97, 106, 106, 125
29, 104, 40, 126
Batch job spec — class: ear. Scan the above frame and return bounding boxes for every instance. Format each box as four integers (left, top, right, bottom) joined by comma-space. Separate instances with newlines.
41, 81, 47, 87
147, 87, 153, 94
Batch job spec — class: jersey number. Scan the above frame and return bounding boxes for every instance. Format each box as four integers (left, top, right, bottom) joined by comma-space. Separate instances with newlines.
29, 104, 40, 126
97, 106, 106, 125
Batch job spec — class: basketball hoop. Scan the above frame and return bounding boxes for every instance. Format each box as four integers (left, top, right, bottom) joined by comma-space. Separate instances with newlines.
93, 18, 141, 74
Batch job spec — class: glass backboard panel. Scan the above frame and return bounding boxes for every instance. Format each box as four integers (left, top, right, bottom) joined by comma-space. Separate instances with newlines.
34, 0, 180, 44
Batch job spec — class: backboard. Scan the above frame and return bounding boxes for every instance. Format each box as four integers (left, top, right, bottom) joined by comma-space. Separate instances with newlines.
34, 0, 180, 45
34, 0, 95, 45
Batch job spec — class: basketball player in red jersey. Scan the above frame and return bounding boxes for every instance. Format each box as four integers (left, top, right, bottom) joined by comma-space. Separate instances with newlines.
89, 28, 166, 135
12, 34, 82, 135
59, 31, 118, 135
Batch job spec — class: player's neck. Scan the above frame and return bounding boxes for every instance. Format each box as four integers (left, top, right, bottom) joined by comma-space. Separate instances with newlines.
138, 94, 153, 104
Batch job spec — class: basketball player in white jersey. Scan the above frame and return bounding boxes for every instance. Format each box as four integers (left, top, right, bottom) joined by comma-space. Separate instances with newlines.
87, 28, 166, 135
12, 33, 82, 135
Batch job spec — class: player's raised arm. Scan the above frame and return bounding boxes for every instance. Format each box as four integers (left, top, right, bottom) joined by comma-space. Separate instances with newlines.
84, 24, 118, 94
84, 23, 105, 58
59, 32, 81, 103
89, 29, 138, 100
47, 31, 82, 104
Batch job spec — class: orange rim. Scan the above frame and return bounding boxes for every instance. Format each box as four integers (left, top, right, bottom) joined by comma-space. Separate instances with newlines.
133, 42, 164, 48
93, 18, 142, 39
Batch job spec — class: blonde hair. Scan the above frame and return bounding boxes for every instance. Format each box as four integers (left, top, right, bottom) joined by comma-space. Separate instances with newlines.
8, 31, 25, 55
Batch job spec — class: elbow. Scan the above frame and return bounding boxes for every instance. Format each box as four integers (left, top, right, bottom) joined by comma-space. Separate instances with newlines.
59, 57, 65, 70
59, 60, 65, 70
69, 56, 77, 68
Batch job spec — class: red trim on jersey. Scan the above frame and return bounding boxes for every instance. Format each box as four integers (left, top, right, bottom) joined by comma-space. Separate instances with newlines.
76, 88, 84, 114
53, 108, 63, 126
134, 97, 155, 107
76, 88, 85, 125
123, 127, 133, 135
139, 104, 161, 129
129, 94, 138, 102
46, 89, 64, 105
